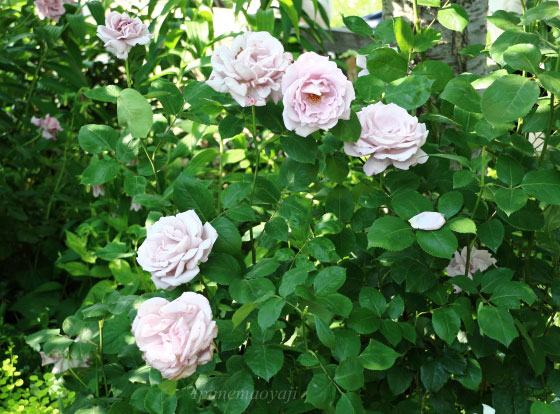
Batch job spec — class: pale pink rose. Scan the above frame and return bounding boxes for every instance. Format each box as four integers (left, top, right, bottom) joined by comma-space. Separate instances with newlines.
40, 337, 89, 374
34, 0, 69, 22
31, 114, 62, 140
409, 212, 445, 230
92, 185, 105, 198
96, 12, 152, 59
445, 246, 496, 292
130, 199, 142, 212
207, 31, 293, 107
344, 102, 429, 175
356, 54, 369, 77
131, 292, 218, 380
282, 52, 355, 137
137, 210, 218, 290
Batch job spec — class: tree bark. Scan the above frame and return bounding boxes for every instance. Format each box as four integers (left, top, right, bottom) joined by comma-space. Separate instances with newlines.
382, 0, 488, 75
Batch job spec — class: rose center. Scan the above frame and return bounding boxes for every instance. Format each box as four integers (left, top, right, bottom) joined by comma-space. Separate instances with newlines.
306, 94, 322, 104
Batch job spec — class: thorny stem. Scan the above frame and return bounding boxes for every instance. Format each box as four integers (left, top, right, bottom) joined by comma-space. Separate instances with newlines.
249, 105, 259, 265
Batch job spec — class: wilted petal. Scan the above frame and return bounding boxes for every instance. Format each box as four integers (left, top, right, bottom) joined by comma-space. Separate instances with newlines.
409, 212, 446, 231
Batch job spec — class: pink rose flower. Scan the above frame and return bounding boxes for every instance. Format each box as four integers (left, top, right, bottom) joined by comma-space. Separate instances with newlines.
34, 0, 69, 22
344, 102, 429, 176
31, 114, 62, 140
445, 246, 497, 292
409, 212, 446, 230
92, 185, 105, 198
131, 292, 218, 380
96, 12, 152, 59
137, 210, 218, 290
282, 52, 355, 137
40, 337, 89, 374
207, 31, 293, 107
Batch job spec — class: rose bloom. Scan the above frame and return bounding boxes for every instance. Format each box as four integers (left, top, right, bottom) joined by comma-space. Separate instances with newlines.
137, 210, 218, 290
344, 102, 429, 176
97, 12, 152, 59
31, 114, 62, 140
446, 246, 496, 292
131, 292, 218, 380
207, 31, 293, 107
282, 52, 355, 137
409, 212, 445, 231
34, 0, 70, 22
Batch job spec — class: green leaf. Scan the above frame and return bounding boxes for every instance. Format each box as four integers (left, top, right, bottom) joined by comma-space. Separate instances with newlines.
278, 0, 300, 40
413, 28, 442, 53
232, 302, 258, 329
244, 345, 284, 382
314, 266, 346, 296
374, 20, 396, 44
437, 4, 469, 32
355, 74, 385, 101
279, 268, 308, 297
174, 175, 215, 221
421, 360, 449, 392
438, 191, 464, 218
343, 15, 373, 37
432, 307, 460, 345
306, 372, 337, 409
215, 370, 254, 414
440, 77, 481, 113
393, 17, 414, 54
491, 281, 537, 309
391, 191, 433, 220
307, 237, 340, 262
490, 30, 539, 66
448, 217, 476, 234
117, 88, 153, 138
503, 44, 541, 74
256, 8, 275, 33
229, 279, 275, 304
387, 365, 413, 395
84, 85, 121, 103
315, 316, 336, 348
478, 219, 504, 252
124, 174, 147, 197
359, 287, 386, 317
481, 74, 540, 124
412, 60, 454, 93
221, 182, 251, 209
477, 305, 518, 347
144, 387, 177, 414
335, 393, 364, 414
496, 155, 525, 186
521, 2, 560, 25
78, 124, 118, 154
530, 401, 558, 414
330, 111, 361, 143
264, 217, 289, 241
385, 75, 434, 110
366, 48, 408, 83
359, 339, 400, 370
279, 158, 318, 191
326, 153, 350, 183
368, 216, 415, 251
539, 72, 560, 95
212, 216, 241, 253
81, 159, 120, 186
86, 1, 105, 25
149, 79, 184, 115
246, 258, 280, 279
453, 170, 475, 189
258, 297, 285, 329
219, 115, 244, 139
495, 188, 528, 216
416, 227, 458, 259
334, 357, 364, 391
326, 186, 354, 222
200, 253, 240, 285
280, 135, 318, 164
455, 358, 482, 390
521, 169, 560, 205
417, 0, 440, 5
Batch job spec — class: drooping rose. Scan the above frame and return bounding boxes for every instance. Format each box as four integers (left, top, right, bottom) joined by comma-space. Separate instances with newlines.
40, 337, 89, 374
96, 12, 152, 60
445, 246, 496, 292
409, 212, 446, 231
131, 292, 218, 380
31, 114, 62, 140
356, 54, 369, 77
207, 31, 293, 107
130, 198, 142, 212
92, 185, 105, 198
136, 210, 218, 290
344, 102, 429, 175
34, 0, 68, 22
282, 52, 355, 137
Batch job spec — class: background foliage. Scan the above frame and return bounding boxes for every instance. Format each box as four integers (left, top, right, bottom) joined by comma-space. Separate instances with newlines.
2, 0, 560, 413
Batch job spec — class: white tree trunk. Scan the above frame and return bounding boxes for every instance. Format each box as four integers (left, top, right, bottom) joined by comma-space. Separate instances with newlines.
382, 0, 488, 75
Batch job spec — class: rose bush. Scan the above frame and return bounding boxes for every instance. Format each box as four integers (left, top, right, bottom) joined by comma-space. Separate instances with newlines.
2, 0, 560, 413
